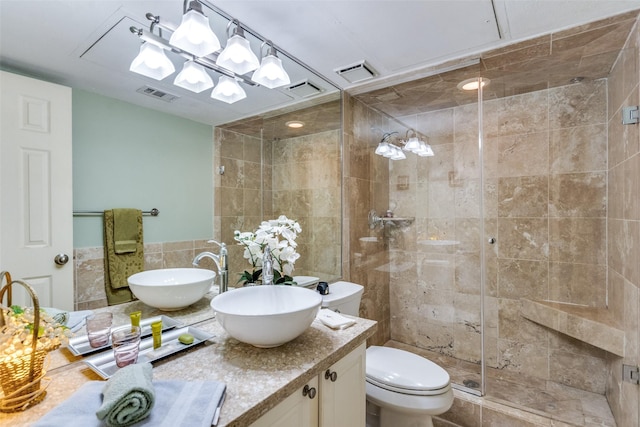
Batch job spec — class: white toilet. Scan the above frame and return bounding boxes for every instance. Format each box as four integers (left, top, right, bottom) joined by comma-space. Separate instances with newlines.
321, 281, 454, 427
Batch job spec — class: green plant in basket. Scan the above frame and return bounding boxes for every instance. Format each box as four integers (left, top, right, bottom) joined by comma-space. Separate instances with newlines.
0, 305, 71, 361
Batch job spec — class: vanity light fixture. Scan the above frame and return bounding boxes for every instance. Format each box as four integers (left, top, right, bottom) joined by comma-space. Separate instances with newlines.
251, 41, 291, 88
216, 20, 260, 75
169, 0, 221, 57
173, 60, 214, 92
389, 146, 407, 160
374, 130, 434, 160
210, 75, 246, 104
129, 2, 293, 104
416, 140, 435, 157
130, 42, 176, 80
402, 130, 421, 153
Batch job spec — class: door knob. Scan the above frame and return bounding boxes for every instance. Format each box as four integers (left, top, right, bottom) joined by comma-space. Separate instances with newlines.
54, 253, 69, 265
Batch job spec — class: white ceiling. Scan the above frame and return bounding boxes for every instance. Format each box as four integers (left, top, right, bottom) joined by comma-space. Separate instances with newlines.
1, 0, 639, 126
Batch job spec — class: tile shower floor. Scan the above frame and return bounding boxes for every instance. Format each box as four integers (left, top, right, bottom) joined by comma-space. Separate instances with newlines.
386, 341, 616, 427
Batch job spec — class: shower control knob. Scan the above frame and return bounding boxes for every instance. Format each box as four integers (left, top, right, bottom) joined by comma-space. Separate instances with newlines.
54, 253, 69, 265
325, 369, 338, 382
488, 237, 496, 244
302, 384, 316, 399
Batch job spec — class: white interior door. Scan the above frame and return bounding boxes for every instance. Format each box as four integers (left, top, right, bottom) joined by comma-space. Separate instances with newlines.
0, 70, 74, 311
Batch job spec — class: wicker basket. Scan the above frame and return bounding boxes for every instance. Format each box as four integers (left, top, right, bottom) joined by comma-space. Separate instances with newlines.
0, 271, 54, 412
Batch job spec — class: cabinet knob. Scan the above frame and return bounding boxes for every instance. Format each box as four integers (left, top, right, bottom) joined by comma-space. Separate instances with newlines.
325, 369, 338, 382
302, 384, 316, 399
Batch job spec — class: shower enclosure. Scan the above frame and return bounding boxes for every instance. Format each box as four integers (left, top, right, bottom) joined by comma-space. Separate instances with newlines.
351, 10, 635, 425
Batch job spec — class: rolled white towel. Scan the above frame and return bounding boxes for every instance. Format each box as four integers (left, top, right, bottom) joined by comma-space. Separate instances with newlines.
317, 309, 356, 330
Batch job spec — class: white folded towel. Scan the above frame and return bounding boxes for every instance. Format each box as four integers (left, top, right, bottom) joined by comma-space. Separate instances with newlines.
33, 379, 226, 427
42, 308, 93, 332
68, 310, 94, 332
317, 309, 356, 330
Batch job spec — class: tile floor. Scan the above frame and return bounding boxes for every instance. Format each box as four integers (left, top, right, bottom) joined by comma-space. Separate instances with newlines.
386, 341, 616, 427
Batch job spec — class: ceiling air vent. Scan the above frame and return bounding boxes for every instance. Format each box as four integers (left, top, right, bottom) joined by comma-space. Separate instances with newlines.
136, 86, 180, 103
286, 80, 323, 98
335, 60, 376, 83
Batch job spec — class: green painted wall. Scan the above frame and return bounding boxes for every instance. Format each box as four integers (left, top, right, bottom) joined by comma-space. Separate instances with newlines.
72, 90, 213, 247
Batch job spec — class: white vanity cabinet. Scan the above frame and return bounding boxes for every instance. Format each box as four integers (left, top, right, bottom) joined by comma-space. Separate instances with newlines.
250, 343, 366, 427
249, 376, 320, 427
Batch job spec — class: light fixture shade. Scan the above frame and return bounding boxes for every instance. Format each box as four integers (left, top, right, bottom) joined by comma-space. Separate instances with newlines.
251, 54, 290, 88
211, 75, 246, 103
404, 136, 421, 152
174, 61, 214, 92
383, 145, 399, 159
390, 146, 406, 160
129, 43, 175, 80
375, 142, 391, 156
216, 34, 260, 75
169, 9, 221, 57
417, 142, 435, 157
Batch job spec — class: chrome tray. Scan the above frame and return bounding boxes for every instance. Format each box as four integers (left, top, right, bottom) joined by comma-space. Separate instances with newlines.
83, 326, 214, 379
67, 315, 182, 356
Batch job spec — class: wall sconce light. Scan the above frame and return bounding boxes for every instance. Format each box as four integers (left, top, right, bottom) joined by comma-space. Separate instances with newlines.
216, 19, 260, 75
374, 130, 434, 160
251, 41, 291, 88
129, 42, 176, 80
173, 60, 214, 92
403, 130, 421, 152
211, 75, 246, 104
169, 0, 221, 57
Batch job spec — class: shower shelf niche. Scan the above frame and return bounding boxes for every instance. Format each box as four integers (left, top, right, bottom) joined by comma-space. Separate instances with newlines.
520, 299, 625, 357
368, 210, 414, 229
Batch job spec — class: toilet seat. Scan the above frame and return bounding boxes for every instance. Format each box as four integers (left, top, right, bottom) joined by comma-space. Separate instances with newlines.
366, 346, 451, 396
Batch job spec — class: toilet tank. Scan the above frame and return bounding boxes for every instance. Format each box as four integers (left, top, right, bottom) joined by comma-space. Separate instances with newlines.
321, 281, 364, 316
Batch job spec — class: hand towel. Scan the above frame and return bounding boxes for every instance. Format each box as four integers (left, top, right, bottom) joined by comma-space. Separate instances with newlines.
317, 309, 356, 330
104, 209, 143, 305
33, 379, 226, 427
96, 362, 155, 427
67, 309, 94, 332
43, 307, 93, 332
114, 209, 141, 254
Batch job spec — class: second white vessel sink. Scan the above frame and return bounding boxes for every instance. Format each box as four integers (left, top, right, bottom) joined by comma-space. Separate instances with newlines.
210, 285, 322, 348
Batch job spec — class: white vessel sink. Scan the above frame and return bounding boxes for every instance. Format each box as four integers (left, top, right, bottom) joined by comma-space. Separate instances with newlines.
210, 286, 322, 348
127, 268, 216, 311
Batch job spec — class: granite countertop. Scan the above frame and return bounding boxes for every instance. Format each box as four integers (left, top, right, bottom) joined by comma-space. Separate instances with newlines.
0, 297, 377, 427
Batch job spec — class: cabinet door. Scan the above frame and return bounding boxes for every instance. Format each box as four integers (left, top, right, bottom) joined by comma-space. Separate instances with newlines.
319, 343, 366, 427
250, 376, 319, 427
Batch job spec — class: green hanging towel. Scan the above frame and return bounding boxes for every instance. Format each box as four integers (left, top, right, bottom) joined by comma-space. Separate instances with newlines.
103, 209, 144, 305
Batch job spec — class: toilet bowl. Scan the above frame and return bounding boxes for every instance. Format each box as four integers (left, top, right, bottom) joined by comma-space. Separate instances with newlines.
322, 281, 454, 427
365, 346, 453, 427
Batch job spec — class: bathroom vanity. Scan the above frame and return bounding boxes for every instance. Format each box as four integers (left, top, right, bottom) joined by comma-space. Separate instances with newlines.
0, 292, 376, 426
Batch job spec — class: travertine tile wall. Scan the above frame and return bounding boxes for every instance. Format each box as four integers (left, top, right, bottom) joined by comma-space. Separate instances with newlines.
271, 130, 342, 281
213, 127, 267, 285
606, 16, 640, 427
375, 78, 611, 396
213, 125, 342, 284
73, 239, 216, 310
343, 93, 392, 346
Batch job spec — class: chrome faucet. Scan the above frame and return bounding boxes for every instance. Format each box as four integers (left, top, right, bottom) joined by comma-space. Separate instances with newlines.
193, 240, 228, 293
262, 246, 274, 285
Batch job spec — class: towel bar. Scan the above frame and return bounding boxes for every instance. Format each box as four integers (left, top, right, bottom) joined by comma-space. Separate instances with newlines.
73, 208, 159, 217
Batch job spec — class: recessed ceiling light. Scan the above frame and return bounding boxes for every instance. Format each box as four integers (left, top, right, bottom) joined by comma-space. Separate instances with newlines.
457, 78, 490, 91
286, 121, 304, 128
